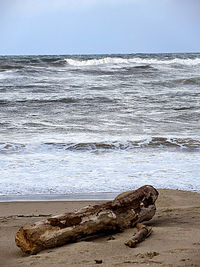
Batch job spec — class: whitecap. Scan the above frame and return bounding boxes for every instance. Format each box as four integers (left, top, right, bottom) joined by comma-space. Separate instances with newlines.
65, 57, 200, 67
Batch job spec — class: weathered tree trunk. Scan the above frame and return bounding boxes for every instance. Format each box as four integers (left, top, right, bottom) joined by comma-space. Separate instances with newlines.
15, 185, 158, 255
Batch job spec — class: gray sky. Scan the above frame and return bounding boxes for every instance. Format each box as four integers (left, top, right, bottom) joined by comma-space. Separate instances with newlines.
0, 0, 199, 55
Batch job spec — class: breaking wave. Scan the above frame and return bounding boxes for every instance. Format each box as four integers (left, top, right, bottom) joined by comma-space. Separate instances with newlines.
1, 137, 200, 154
44, 137, 200, 151
1, 55, 200, 71
65, 57, 200, 67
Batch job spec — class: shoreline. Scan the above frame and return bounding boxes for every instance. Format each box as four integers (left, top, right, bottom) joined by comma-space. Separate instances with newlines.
0, 192, 119, 202
1, 189, 200, 266
0, 188, 200, 202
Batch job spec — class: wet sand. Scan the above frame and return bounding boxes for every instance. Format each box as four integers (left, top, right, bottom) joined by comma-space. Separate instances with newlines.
0, 189, 200, 266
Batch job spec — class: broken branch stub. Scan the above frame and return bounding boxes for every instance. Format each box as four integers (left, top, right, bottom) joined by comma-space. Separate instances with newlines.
124, 223, 152, 248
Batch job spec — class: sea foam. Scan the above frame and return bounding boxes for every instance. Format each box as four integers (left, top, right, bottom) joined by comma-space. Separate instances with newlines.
65, 57, 200, 67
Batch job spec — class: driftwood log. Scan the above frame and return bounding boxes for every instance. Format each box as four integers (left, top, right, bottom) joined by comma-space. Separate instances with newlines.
15, 185, 158, 255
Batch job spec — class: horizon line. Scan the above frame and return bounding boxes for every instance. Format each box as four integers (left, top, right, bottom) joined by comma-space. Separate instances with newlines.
1, 51, 200, 57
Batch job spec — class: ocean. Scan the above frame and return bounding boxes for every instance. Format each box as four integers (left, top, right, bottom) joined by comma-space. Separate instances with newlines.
0, 53, 200, 199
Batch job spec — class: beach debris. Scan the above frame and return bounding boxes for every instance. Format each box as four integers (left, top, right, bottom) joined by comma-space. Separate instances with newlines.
107, 235, 115, 241
124, 223, 152, 248
95, 259, 103, 264
15, 185, 158, 255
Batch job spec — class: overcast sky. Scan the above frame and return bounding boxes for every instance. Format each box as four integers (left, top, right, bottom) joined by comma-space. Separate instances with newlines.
0, 0, 200, 55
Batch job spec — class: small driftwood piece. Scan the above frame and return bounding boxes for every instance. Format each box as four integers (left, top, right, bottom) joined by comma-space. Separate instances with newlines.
15, 185, 158, 255
124, 223, 152, 248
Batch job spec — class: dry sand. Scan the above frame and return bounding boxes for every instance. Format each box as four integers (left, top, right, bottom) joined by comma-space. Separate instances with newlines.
0, 189, 200, 267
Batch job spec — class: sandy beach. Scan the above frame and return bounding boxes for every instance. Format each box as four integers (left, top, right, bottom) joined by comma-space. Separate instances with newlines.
0, 189, 200, 267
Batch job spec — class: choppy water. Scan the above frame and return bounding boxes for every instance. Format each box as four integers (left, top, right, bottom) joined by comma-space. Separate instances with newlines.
0, 53, 200, 196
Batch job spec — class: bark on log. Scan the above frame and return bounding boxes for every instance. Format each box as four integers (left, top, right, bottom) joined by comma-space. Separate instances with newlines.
15, 185, 158, 255
124, 223, 152, 248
